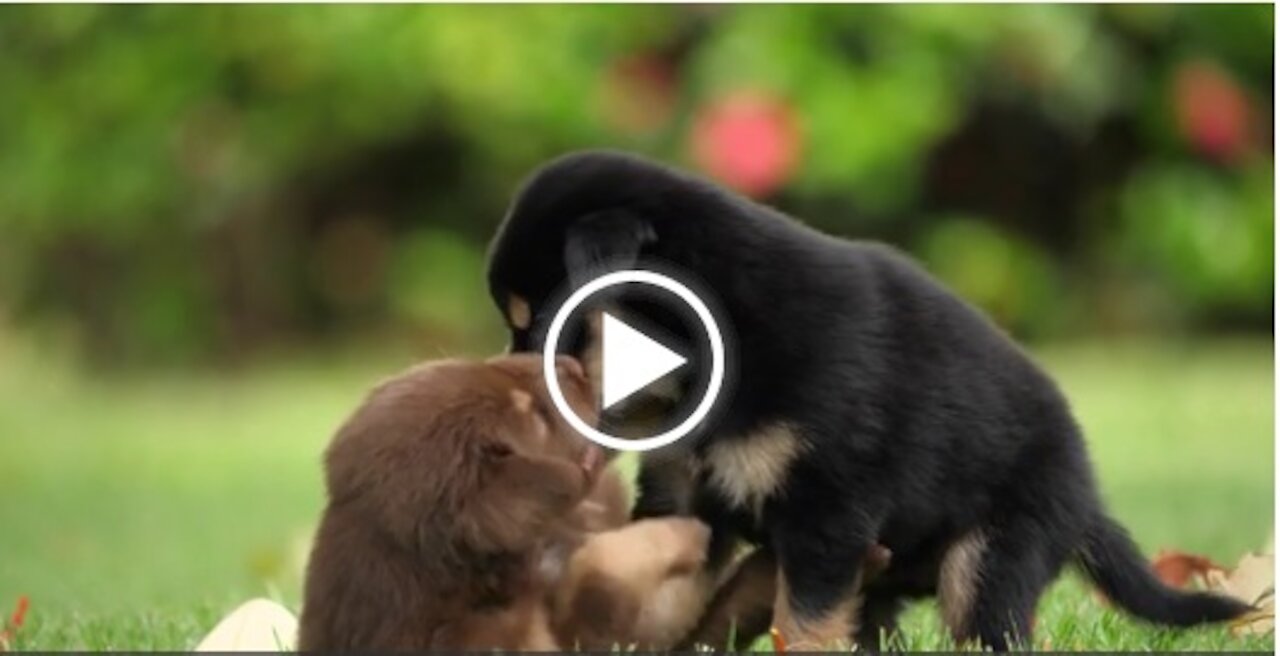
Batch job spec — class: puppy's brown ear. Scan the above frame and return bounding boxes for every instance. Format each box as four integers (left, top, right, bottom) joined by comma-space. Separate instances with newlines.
564, 209, 655, 288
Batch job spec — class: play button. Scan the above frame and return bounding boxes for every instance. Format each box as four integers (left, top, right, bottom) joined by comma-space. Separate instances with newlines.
542, 269, 726, 452
601, 312, 687, 410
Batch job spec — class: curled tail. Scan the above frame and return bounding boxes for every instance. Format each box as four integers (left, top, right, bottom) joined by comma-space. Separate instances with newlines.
1077, 513, 1252, 626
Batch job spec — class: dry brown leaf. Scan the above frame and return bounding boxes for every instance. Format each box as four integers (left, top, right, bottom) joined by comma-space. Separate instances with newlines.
1149, 540, 1275, 637
1151, 549, 1228, 589
1203, 550, 1275, 637
1228, 605, 1274, 637
194, 598, 297, 651
1207, 552, 1274, 606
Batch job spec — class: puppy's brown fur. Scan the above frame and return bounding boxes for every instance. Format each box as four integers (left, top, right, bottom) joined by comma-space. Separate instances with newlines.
299, 354, 715, 651
298, 354, 604, 650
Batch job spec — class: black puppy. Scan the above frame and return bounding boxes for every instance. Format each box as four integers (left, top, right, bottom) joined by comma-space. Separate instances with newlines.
486, 151, 1250, 650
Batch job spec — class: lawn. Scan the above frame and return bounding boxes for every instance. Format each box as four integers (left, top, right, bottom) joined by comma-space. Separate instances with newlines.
0, 337, 1272, 650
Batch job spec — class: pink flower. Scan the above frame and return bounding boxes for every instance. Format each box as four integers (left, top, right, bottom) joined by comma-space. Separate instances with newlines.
690, 90, 801, 197
1173, 60, 1254, 163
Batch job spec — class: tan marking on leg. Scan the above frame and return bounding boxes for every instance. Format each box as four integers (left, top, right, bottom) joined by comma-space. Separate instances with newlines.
938, 529, 988, 641
703, 424, 808, 519
507, 294, 531, 329
772, 566, 860, 650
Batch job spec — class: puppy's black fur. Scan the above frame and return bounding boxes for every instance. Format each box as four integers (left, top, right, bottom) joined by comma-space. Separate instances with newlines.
486, 151, 1250, 650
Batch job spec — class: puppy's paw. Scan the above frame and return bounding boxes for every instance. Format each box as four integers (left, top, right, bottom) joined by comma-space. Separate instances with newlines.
652, 517, 711, 576
603, 517, 711, 578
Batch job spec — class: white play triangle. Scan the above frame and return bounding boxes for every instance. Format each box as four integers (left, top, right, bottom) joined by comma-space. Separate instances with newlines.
601, 312, 687, 410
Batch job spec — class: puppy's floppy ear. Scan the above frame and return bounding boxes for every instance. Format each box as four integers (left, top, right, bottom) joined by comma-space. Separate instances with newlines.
564, 209, 656, 288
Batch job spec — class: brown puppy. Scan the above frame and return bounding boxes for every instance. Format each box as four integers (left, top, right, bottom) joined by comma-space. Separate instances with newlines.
299, 354, 713, 651
298, 354, 605, 650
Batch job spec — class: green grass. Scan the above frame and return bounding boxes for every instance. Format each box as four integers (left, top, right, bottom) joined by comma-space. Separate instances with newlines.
0, 338, 1272, 650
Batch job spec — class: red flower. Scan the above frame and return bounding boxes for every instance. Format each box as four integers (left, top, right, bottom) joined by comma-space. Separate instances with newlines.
0, 596, 29, 650
1173, 60, 1254, 163
8, 596, 27, 630
690, 90, 801, 197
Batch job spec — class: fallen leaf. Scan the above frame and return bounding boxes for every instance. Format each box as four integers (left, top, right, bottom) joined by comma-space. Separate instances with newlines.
1148, 540, 1275, 637
194, 598, 297, 651
1207, 551, 1274, 606
1151, 549, 1228, 589
1205, 550, 1275, 637
1228, 606, 1275, 637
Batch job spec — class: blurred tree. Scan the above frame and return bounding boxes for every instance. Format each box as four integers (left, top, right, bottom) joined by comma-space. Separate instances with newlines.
0, 5, 1271, 365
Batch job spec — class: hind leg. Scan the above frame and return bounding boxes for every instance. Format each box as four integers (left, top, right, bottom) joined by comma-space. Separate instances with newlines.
944, 520, 1071, 651
772, 518, 882, 650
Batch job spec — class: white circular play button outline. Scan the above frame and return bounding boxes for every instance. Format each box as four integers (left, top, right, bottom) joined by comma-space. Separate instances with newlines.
543, 269, 725, 452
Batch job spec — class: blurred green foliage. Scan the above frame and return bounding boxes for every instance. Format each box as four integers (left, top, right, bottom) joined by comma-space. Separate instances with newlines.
0, 5, 1271, 365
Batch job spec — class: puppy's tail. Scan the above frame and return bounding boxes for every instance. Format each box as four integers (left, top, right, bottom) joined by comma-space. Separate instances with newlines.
1076, 513, 1251, 626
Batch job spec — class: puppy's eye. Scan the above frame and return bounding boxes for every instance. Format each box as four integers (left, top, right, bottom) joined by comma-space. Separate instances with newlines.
482, 441, 514, 459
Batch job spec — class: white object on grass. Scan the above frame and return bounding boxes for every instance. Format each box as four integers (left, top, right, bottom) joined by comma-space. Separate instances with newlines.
194, 598, 298, 652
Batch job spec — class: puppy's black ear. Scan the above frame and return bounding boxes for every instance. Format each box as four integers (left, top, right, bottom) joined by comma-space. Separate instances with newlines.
564, 209, 656, 288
